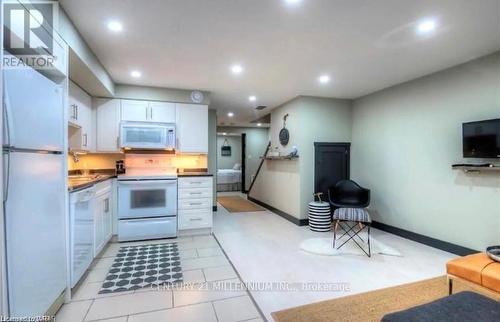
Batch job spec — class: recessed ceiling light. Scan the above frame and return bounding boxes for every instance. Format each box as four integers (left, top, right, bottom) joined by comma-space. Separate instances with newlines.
227, 112, 234, 117
416, 19, 437, 34
284, 0, 302, 6
130, 70, 142, 78
249, 95, 257, 102
231, 64, 243, 75
107, 20, 123, 32
257, 123, 262, 127
318, 75, 330, 84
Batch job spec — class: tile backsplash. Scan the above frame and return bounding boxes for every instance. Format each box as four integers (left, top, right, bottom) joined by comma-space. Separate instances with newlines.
68, 153, 207, 172
68, 153, 124, 171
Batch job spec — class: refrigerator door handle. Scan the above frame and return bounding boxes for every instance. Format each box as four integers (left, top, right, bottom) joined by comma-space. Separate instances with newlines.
3, 86, 13, 147
3, 151, 10, 202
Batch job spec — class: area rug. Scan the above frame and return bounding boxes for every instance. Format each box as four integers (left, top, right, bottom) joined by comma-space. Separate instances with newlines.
299, 236, 402, 257
272, 276, 481, 322
217, 196, 264, 212
99, 242, 183, 294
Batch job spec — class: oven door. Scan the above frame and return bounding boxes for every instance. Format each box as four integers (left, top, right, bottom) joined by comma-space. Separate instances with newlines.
118, 180, 177, 219
120, 122, 173, 149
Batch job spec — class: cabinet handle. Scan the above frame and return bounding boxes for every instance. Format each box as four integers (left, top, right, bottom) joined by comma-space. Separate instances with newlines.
150, 107, 153, 120
190, 192, 202, 195
104, 198, 109, 213
189, 218, 203, 221
190, 182, 202, 185
83, 133, 87, 147
75, 105, 79, 120
116, 137, 120, 149
190, 202, 203, 206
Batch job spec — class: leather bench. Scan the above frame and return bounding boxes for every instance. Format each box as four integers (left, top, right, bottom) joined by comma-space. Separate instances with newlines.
446, 253, 500, 297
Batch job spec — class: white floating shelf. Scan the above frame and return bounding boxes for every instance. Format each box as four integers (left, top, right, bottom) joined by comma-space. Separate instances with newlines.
452, 165, 500, 173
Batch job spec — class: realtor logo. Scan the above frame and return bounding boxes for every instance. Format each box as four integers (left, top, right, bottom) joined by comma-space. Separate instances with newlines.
2, 0, 58, 69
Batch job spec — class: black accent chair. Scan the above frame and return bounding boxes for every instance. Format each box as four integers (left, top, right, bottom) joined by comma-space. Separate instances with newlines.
328, 180, 372, 257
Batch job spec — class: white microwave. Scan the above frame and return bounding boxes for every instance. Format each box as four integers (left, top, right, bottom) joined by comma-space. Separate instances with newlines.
120, 121, 176, 150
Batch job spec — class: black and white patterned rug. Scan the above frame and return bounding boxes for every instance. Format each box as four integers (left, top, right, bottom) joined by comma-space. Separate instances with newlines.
99, 242, 183, 294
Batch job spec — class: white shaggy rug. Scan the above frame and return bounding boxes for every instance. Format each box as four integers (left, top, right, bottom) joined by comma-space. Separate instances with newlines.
299, 236, 402, 257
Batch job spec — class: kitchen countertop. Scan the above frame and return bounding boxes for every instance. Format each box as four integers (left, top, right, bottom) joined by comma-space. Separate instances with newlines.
68, 174, 116, 192
68, 170, 213, 191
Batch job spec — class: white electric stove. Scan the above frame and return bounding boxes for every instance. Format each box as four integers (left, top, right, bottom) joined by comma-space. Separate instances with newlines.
117, 155, 178, 241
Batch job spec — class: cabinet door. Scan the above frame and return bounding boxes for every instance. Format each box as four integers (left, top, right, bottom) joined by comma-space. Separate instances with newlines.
176, 104, 208, 153
69, 81, 94, 151
68, 102, 78, 125
79, 100, 94, 152
94, 191, 113, 256
93, 195, 103, 256
121, 100, 149, 122
103, 193, 112, 242
95, 98, 121, 152
68, 81, 83, 126
149, 102, 176, 123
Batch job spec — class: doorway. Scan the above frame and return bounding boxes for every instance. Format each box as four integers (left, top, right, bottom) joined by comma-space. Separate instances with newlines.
216, 133, 243, 192
314, 143, 350, 201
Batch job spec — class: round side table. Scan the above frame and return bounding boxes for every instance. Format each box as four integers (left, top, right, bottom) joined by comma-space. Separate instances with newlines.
308, 201, 331, 232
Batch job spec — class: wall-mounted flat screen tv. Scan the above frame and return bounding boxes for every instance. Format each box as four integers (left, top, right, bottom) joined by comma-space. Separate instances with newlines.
463, 118, 500, 158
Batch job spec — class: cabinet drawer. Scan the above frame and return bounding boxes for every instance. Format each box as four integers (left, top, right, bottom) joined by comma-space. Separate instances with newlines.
178, 187, 212, 200
178, 177, 212, 188
118, 217, 177, 242
178, 198, 211, 210
178, 209, 212, 230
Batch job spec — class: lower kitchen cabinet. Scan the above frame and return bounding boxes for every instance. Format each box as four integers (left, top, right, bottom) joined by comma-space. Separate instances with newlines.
177, 176, 213, 235
94, 180, 113, 256
69, 179, 114, 288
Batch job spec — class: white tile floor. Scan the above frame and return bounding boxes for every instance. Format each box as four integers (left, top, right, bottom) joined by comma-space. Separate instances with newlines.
56, 235, 263, 322
213, 193, 458, 321
57, 192, 457, 322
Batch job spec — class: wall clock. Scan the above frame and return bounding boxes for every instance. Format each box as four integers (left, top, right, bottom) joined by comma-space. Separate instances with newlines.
190, 91, 204, 103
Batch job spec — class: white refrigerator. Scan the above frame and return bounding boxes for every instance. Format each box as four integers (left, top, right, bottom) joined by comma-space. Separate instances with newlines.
3, 66, 66, 316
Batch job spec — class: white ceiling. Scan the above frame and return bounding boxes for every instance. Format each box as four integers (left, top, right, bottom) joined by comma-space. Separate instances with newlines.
59, 0, 500, 125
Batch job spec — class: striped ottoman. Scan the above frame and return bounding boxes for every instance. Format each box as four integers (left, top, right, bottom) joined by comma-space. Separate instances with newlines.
308, 201, 332, 232
333, 208, 371, 224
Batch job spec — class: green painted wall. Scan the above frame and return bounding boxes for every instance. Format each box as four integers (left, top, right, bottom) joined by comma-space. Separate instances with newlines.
351, 52, 500, 250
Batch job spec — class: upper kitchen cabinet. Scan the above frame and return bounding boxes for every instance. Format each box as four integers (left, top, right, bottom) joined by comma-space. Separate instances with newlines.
121, 100, 176, 123
149, 102, 176, 123
95, 98, 121, 152
121, 100, 149, 122
176, 104, 208, 153
68, 81, 94, 151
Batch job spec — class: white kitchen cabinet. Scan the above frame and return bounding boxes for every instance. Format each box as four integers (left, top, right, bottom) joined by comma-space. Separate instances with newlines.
177, 176, 213, 234
94, 181, 113, 257
149, 101, 176, 123
121, 100, 176, 123
175, 104, 208, 153
121, 99, 149, 122
95, 98, 121, 152
69, 81, 94, 151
